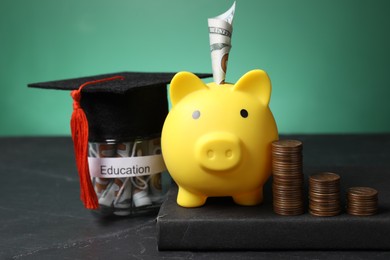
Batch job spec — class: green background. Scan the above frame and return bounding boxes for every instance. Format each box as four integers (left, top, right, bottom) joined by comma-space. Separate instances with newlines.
1, 0, 389, 136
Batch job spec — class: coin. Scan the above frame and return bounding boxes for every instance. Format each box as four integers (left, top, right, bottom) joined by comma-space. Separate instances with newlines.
308, 172, 341, 217
310, 172, 340, 183
348, 187, 378, 197
346, 187, 378, 216
271, 139, 304, 216
272, 139, 302, 150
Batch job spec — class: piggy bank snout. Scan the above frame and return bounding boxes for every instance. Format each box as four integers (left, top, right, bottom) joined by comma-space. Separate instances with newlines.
195, 132, 241, 171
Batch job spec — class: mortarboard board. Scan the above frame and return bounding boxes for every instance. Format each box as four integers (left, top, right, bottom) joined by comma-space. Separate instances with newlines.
29, 72, 211, 142
29, 71, 212, 209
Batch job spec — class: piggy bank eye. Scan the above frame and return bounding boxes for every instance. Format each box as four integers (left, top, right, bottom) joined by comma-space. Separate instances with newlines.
192, 110, 201, 119
240, 109, 248, 118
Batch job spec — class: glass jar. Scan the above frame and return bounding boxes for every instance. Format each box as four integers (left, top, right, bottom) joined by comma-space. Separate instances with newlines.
88, 137, 171, 216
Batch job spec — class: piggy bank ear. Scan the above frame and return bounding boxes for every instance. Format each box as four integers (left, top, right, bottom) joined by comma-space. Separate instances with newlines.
233, 70, 272, 106
170, 71, 208, 107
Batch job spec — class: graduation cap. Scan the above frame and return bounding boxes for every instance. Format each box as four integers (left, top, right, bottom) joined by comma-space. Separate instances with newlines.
29, 71, 211, 209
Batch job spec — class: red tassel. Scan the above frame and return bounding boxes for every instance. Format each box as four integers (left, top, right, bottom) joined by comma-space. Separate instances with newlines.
70, 76, 124, 209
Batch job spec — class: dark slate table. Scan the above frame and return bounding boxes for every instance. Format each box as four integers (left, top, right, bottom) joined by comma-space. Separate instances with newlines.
1, 135, 389, 259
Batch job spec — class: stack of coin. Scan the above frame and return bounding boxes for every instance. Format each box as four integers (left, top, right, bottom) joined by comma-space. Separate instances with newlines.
309, 172, 341, 217
347, 187, 378, 216
272, 140, 304, 216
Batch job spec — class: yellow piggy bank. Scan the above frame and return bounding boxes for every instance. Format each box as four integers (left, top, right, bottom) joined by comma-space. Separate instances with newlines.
161, 70, 278, 207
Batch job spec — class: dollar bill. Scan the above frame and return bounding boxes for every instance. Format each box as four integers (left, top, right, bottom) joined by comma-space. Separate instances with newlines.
208, 1, 236, 84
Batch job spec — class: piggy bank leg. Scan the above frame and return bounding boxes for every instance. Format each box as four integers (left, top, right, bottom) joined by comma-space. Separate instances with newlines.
232, 188, 263, 206
177, 186, 207, 207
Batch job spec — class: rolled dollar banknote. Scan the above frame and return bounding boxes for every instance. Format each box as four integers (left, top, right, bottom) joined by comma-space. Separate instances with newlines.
208, 1, 236, 84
